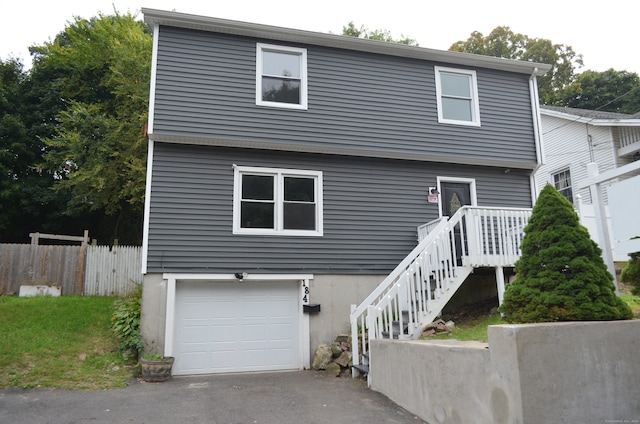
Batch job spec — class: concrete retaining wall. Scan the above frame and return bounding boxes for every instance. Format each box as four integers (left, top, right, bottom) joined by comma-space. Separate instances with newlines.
370, 320, 640, 424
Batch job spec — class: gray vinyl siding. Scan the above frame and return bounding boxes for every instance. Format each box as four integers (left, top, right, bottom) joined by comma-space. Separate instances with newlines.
146, 143, 533, 273
151, 26, 538, 167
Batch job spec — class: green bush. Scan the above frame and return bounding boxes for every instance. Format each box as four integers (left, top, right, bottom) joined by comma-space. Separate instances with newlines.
111, 285, 143, 362
499, 184, 632, 323
621, 251, 640, 295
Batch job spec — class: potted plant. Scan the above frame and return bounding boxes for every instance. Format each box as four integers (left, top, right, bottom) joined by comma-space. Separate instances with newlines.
140, 353, 174, 382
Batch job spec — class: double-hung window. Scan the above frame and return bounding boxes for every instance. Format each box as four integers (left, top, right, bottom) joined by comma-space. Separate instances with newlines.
435, 66, 481, 126
233, 166, 323, 236
552, 168, 573, 204
256, 43, 308, 109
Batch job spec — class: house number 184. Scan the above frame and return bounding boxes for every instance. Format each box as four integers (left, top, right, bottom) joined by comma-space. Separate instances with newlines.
302, 281, 310, 304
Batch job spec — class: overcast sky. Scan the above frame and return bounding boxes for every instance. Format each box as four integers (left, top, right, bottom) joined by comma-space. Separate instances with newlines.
1, 0, 638, 74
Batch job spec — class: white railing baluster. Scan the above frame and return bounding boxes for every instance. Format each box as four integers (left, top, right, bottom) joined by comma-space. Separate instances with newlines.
417, 216, 449, 242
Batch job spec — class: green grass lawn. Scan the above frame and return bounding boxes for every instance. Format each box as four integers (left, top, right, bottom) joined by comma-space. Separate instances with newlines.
0, 295, 134, 389
620, 293, 640, 317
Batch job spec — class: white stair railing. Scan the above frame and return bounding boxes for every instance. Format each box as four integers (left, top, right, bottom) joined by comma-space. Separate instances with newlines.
417, 216, 448, 242
350, 208, 466, 376
465, 207, 531, 267
350, 206, 532, 377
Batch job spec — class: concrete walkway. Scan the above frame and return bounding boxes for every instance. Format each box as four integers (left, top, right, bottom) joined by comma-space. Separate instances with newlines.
0, 370, 426, 424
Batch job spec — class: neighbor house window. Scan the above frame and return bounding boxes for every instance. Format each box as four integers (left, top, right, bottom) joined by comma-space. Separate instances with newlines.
435, 66, 481, 126
233, 166, 322, 236
256, 43, 307, 109
553, 169, 573, 203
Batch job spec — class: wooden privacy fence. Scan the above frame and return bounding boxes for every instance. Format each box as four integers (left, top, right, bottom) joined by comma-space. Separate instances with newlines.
0, 244, 142, 296
84, 245, 142, 296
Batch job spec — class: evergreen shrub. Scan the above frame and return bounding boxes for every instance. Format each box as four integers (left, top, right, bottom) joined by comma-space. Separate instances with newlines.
499, 184, 632, 323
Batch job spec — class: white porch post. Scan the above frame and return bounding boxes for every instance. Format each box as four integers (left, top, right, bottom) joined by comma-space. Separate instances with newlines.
350, 304, 360, 378
586, 163, 618, 294
495, 266, 505, 305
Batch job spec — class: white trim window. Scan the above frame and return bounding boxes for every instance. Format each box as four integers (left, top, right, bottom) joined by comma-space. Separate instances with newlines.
434, 66, 481, 126
233, 166, 323, 236
256, 43, 308, 109
552, 168, 573, 203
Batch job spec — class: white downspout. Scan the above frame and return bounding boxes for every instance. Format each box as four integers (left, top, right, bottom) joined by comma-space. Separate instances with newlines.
529, 67, 543, 205
141, 23, 160, 275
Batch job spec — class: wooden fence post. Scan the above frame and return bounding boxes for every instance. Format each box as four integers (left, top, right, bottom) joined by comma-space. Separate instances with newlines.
75, 231, 89, 294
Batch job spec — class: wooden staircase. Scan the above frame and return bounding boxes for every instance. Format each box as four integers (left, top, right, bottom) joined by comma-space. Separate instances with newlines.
350, 206, 531, 378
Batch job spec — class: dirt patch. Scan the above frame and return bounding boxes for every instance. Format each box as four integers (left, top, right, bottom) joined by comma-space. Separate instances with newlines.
439, 297, 499, 325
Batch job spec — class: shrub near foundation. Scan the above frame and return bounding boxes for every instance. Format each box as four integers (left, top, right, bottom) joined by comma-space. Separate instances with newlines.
111, 286, 143, 362
499, 185, 632, 323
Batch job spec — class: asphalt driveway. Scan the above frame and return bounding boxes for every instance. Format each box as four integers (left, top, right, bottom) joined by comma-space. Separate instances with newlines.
0, 370, 426, 424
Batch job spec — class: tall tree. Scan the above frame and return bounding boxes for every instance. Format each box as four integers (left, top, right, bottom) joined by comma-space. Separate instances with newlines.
341, 22, 418, 46
556, 69, 640, 113
34, 12, 152, 244
449, 26, 583, 104
0, 57, 71, 242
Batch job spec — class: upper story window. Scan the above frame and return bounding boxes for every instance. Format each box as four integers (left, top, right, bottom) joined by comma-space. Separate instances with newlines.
233, 166, 323, 236
434, 66, 481, 126
256, 43, 308, 110
552, 168, 573, 204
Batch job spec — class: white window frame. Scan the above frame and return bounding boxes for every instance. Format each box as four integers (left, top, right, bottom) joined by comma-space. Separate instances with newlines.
551, 167, 573, 204
256, 43, 308, 110
233, 166, 323, 236
434, 66, 481, 127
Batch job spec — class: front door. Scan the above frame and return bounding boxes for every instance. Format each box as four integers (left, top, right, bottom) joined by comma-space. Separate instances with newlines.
439, 181, 474, 264
440, 182, 472, 217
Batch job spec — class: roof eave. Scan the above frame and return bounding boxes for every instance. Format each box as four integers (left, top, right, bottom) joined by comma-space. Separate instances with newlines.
540, 108, 640, 126
141, 8, 551, 76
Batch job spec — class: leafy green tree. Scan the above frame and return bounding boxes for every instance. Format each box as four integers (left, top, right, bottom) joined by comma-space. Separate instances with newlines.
449, 26, 583, 104
500, 184, 632, 323
34, 12, 151, 244
0, 57, 73, 242
556, 69, 640, 113
341, 22, 418, 46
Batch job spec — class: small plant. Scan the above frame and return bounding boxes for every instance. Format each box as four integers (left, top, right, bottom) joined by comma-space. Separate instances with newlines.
111, 285, 143, 362
142, 353, 165, 360
620, 250, 640, 296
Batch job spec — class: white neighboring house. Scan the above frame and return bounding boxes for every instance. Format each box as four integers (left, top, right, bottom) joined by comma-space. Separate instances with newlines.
536, 105, 640, 261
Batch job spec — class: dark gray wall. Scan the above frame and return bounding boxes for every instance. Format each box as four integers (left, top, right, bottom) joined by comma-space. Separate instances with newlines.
152, 26, 538, 167
146, 143, 532, 273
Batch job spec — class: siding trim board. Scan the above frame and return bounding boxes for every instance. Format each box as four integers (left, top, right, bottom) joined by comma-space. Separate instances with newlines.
150, 135, 538, 170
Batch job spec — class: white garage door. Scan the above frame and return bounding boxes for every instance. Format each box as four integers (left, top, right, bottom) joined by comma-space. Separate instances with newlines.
173, 280, 299, 375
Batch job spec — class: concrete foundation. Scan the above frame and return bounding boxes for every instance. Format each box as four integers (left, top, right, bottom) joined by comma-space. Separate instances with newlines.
370, 320, 640, 424
140, 273, 168, 354
308, 274, 384, 355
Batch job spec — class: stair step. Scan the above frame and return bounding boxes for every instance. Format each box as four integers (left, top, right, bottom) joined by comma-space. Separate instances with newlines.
352, 363, 370, 374
381, 331, 398, 339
